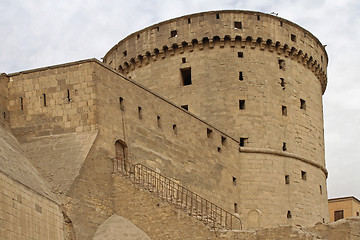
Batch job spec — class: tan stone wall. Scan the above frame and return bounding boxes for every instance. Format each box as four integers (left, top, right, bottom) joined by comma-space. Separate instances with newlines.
92, 61, 329, 228
329, 198, 360, 222
0, 74, 10, 129
7, 60, 97, 139
0, 171, 64, 240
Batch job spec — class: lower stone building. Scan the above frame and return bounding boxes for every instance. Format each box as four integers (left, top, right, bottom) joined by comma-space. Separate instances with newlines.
329, 196, 360, 222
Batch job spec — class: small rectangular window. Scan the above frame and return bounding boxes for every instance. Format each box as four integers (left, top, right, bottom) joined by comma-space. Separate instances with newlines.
240, 137, 248, 147
20, 97, 24, 110
280, 21, 283, 27
282, 106, 287, 116
334, 210, 344, 221
123, 50, 127, 56
67, 89, 71, 103
300, 99, 306, 110
234, 203, 238, 213
188, 18, 191, 24
357, 212, 359, 216
171, 30, 177, 37
278, 59, 285, 70
182, 57, 186, 63
221, 136, 227, 146
43, 94, 47, 107
232, 176, 237, 186
207, 128, 213, 138
285, 175, 290, 184
234, 21, 242, 29
291, 34, 297, 42
217, 147, 221, 152
301, 171, 307, 180
287, 210, 292, 218
239, 100, 245, 110
257, 15, 260, 21
181, 67, 192, 86
137, 34, 140, 39
157, 115, 161, 128
283, 142, 287, 151
173, 124, 178, 135
280, 78, 285, 88
238, 52, 244, 58
138, 106, 142, 119
216, 13, 220, 19
119, 97, 124, 111
239, 71, 243, 81
320, 185, 322, 194
181, 105, 188, 110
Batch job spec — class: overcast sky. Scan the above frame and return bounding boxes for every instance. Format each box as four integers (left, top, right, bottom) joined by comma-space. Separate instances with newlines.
0, 0, 359, 199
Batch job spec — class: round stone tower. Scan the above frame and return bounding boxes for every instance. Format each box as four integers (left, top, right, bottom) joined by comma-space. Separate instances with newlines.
104, 10, 329, 228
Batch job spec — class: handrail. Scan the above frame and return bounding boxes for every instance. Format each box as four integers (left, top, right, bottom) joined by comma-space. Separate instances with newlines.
115, 157, 242, 230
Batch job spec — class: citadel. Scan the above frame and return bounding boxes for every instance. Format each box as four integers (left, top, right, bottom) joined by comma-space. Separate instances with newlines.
1, 10, 359, 240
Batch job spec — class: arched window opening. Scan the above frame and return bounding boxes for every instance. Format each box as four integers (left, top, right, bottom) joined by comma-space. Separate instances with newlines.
115, 140, 128, 173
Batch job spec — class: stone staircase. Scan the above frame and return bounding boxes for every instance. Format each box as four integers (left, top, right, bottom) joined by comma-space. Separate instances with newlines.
115, 159, 242, 231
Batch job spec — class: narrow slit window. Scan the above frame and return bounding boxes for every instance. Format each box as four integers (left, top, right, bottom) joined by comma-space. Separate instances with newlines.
123, 50, 127, 57
138, 106, 142, 119
238, 52, 244, 58
187, 18, 191, 24
234, 21, 242, 29
280, 78, 285, 88
20, 97, 24, 110
234, 203, 238, 213
257, 15, 261, 21
278, 59, 285, 70
280, 21, 283, 27
320, 185, 322, 194
181, 67, 192, 86
239, 71, 243, 81
217, 147, 221, 152
67, 89, 71, 102
357, 212, 359, 217
157, 115, 161, 128
119, 97, 124, 111
207, 128, 213, 139
285, 175, 290, 184
300, 99, 306, 110
282, 142, 287, 151
43, 94, 47, 107
321, 55, 323, 63
3, 112, 5, 119
182, 57, 186, 63
291, 34, 297, 42
239, 100, 245, 110
216, 13, 220, 19
221, 136, 227, 146
287, 210, 292, 218
301, 171, 307, 180
173, 124, 178, 135
282, 105, 287, 116
240, 137, 248, 147
137, 34, 140, 39
171, 30, 177, 37
232, 177, 237, 186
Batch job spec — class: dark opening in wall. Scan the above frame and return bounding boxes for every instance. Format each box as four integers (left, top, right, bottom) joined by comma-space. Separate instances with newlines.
119, 97, 124, 111
221, 136, 227, 146
188, 18, 191, 24
320, 185, 322, 194
138, 106, 142, 119
300, 99, 306, 110
291, 34, 297, 42
182, 57, 186, 63
155, 26, 159, 31
217, 147, 221, 152
285, 175, 290, 184
216, 13, 220, 19
137, 34, 140, 39
280, 21, 283, 27
157, 116, 161, 128
278, 59, 285, 70
282, 105, 287, 116
282, 142, 287, 151
301, 171, 307, 180
181, 67, 192, 86
234, 21, 242, 29
357, 212, 359, 216
171, 30, 178, 37
323, 218, 325, 223
123, 51, 127, 57
240, 137, 248, 147
234, 203, 238, 213
207, 128, 213, 138
181, 105, 188, 110
43, 94, 47, 107
173, 124, 178, 135
239, 71, 243, 81
239, 100, 245, 110
280, 78, 285, 88
238, 52, 244, 58
257, 15, 261, 21
321, 55, 323, 63
232, 177, 237, 186
287, 210, 292, 218
20, 97, 23, 110
3, 112, 5, 119
67, 89, 71, 102
334, 210, 344, 221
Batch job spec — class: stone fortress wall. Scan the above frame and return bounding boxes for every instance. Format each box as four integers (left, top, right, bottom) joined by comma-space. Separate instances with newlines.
0, 10, 335, 239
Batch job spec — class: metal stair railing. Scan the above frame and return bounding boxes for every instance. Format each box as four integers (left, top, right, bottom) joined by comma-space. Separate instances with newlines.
116, 158, 242, 230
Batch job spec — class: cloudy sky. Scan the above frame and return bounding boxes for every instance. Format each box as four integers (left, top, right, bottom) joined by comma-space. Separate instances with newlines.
0, 0, 359, 199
